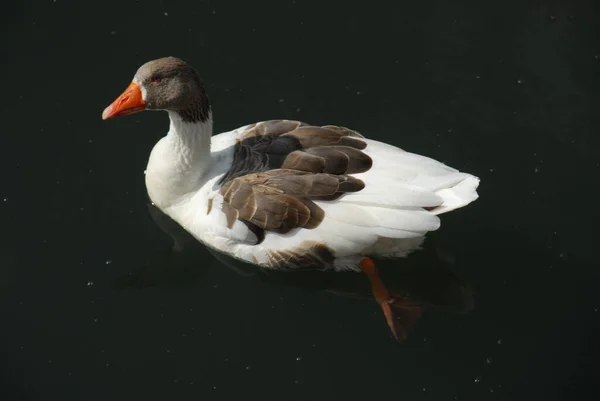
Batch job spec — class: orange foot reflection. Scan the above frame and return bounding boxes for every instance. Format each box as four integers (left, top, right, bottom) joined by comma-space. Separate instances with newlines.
360, 257, 423, 342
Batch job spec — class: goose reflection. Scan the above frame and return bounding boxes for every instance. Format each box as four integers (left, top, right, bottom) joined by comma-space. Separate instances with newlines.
116, 204, 474, 342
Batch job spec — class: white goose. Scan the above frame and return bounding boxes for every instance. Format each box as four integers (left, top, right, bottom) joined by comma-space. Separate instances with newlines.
102, 57, 480, 276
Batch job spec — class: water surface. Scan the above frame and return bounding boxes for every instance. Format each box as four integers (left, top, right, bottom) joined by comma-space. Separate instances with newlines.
1, 0, 598, 400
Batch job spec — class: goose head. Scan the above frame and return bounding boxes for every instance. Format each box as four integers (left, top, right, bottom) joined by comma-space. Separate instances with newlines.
102, 57, 210, 123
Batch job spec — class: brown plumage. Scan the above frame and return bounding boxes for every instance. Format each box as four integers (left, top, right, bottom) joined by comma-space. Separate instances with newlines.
220, 169, 364, 233
266, 240, 336, 269
217, 120, 373, 237
132, 57, 211, 123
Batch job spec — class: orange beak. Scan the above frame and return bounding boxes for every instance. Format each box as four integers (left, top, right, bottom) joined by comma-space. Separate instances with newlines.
102, 82, 146, 120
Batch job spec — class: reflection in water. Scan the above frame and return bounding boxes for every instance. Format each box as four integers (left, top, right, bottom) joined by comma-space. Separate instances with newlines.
116, 204, 474, 342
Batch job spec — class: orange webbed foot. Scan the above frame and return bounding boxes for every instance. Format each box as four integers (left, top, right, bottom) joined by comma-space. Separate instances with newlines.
360, 257, 423, 342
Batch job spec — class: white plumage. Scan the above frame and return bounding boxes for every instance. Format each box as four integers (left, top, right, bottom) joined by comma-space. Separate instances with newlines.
143, 117, 480, 271
146, 117, 479, 271
102, 57, 480, 272
220, 135, 479, 271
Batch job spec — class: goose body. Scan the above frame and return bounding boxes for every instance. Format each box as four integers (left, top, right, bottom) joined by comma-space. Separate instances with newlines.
103, 57, 480, 272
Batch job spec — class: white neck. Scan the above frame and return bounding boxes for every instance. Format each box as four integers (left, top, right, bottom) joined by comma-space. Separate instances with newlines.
166, 110, 213, 168
145, 110, 213, 208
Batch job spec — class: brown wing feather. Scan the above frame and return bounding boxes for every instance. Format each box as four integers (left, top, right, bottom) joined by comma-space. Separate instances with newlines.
281, 151, 325, 173
266, 240, 336, 269
220, 169, 364, 233
218, 120, 372, 237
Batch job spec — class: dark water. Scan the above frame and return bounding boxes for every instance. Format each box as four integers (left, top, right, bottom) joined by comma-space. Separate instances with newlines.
2, 0, 599, 400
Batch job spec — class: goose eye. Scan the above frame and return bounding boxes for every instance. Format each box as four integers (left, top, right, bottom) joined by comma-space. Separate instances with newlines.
151, 76, 162, 84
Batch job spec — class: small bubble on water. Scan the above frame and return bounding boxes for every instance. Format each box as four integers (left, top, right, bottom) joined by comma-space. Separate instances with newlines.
534, 166, 540, 173
93, 317, 99, 323
164, 12, 168, 16
279, 99, 285, 102
296, 356, 303, 361
105, 260, 113, 265
486, 358, 492, 364
474, 377, 481, 383
548, 15, 556, 21
110, 31, 116, 35
517, 79, 524, 84
245, 366, 251, 370
87, 281, 94, 286
497, 339, 502, 345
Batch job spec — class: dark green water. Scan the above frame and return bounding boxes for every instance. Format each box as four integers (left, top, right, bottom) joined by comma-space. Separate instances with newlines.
1, 0, 598, 400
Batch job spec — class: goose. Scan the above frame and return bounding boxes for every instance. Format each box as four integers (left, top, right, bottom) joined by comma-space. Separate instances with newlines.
102, 57, 479, 332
